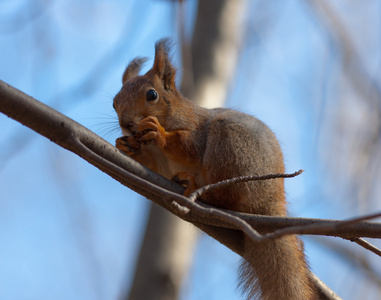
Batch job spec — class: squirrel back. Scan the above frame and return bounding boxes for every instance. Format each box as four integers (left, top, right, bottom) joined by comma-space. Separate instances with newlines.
114, 39, 317, 299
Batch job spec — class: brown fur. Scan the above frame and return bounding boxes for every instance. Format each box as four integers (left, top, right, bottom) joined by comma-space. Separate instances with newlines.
114, 38, 317, 299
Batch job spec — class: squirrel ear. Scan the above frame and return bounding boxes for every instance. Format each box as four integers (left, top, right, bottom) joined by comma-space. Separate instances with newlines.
122, 57, 147, 84
152, 38, 176, 90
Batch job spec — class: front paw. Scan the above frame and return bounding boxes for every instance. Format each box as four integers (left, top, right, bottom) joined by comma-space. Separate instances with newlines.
116, 135, 141, 155
134, 116, 166, 148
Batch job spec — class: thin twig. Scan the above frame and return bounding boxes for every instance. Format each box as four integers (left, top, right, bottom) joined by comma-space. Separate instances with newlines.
309, 272, 342, 300
188, 169, 304, 202
349, 237, 381, 258
261, 211, 381, 241
315, 236, 381, 288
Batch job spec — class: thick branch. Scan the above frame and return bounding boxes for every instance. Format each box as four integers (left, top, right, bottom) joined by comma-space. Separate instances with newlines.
1, 79, 381, 259
0, 79, 246, 255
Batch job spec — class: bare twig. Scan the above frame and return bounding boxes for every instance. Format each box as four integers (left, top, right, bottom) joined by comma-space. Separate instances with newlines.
309, 272, 342, 300
314, 236, 381, 288
349, 238, 381, 258
259, 211, 381, 241
188, 169, 304, 202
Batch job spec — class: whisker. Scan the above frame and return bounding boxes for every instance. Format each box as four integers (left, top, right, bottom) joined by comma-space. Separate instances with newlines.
89, 118, 121, 141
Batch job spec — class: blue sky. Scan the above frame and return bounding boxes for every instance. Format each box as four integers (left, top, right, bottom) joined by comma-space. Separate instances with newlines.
1, 1, 380, 299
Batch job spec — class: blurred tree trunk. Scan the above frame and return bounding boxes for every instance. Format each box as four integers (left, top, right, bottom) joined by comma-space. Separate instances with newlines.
125, 1, 245, 300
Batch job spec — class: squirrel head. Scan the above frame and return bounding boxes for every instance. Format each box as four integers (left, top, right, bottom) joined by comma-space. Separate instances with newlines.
113, 38, 180, 133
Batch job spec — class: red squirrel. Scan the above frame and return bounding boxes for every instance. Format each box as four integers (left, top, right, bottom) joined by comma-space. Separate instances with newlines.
114, 39, 317, 299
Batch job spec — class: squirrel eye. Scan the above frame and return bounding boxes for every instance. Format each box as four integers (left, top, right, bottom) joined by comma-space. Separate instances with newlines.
146, 89, 158, 101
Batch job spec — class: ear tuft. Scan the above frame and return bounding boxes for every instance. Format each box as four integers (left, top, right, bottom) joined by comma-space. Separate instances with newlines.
122, 57, 148, 84
152, 38, 176, 90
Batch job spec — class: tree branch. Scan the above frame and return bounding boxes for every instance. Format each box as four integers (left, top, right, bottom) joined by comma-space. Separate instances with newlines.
188, 169, 304, 202
309, 272, 342, 300
349, 238, 381, 258
2, 80, 381, 300
2, 79, 381, 242
1, 80, 381, 242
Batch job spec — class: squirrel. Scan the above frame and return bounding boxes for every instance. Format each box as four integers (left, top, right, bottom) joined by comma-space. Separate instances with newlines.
113, 38, 317, 300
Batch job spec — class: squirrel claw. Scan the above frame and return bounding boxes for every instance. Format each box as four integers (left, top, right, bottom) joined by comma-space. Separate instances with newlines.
135, 117, 167, 148
116, 135, 141, 155
134, 116, 161, 132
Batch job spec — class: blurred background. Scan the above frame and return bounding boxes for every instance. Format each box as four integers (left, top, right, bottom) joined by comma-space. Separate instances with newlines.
1, 0, 381, 299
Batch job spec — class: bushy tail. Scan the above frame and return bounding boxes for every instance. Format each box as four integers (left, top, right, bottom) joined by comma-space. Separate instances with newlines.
239, 235, 317, 300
